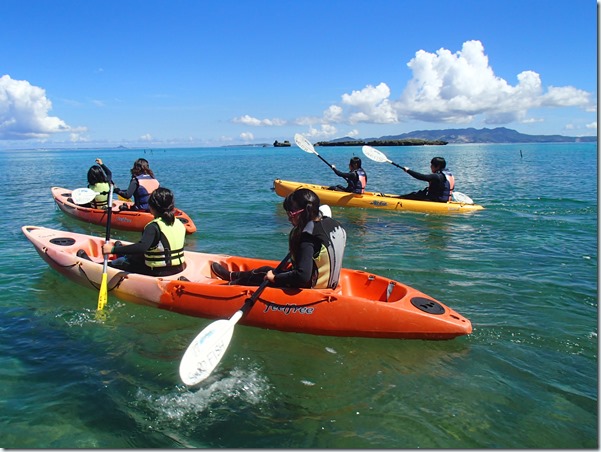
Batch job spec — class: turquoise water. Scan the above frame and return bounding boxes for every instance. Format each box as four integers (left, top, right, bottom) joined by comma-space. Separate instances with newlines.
0, 142, 597, 448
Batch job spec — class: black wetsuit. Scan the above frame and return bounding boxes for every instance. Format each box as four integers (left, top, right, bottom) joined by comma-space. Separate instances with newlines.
329, 167, 366, 193
229, 217, 346, 289
400, 170, 447, 201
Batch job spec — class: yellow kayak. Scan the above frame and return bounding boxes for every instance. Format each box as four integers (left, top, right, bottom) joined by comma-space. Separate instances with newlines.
273, 179, 484, 214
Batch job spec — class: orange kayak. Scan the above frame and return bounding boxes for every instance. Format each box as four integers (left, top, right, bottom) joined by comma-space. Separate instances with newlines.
52, 186, 197, 234
22, 225, 472, 340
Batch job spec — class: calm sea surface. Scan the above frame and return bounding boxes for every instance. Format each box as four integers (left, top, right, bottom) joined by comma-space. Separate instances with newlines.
0, 142, 597, 448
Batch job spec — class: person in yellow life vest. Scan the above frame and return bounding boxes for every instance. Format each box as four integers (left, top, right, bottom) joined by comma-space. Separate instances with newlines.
85, 158, 113, 209
211, 188, 346, 289
102, 187, 186, 277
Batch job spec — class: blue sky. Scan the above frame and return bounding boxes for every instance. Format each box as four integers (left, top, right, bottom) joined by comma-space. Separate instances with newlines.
0, 0, 597, 149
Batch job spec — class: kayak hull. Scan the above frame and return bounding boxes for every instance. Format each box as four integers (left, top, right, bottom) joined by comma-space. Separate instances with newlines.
52, 186, 197, 234
273, 179, 484, 214
22, 225, 472, 340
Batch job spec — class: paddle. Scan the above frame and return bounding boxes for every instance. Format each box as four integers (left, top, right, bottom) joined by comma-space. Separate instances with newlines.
72, 188, 99, 205
451, 191, 474, 204
294, 133, 334, 169
97, 183, 114, 311
361, 145, 406, 170
179, 253, 291, 386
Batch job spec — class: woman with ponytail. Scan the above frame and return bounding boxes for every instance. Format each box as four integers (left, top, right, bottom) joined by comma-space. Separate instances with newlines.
102, 187, 186, 276
113, 158, 160, 211
211, 188, 347, 289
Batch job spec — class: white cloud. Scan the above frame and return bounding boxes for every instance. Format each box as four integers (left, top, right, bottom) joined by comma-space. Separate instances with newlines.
521, 117, 544, 124
300, 40, 593, 132
306, 124, 337, 139
240, 132, 254, 141
341, 82, 397, 124
233, 114, 286, 126
586, 121, 597, 130
541, 85, 591, 107
323, 105, 343, 123
0, 74, 72, 139
69, 133, 89, 142
294, 115, 322, 126
140, 133, 153, 142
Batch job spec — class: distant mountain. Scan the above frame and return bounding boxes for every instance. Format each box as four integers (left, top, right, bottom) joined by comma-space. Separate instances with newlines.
324, 127, 596, 145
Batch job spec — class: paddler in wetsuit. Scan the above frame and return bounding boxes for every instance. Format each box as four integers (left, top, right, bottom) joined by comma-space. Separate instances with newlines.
328, 156, 367, 193
211, 188, 347, 289
399, 156, 455, 202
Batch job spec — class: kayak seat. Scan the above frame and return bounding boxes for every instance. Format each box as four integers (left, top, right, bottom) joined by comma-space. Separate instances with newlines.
213, 261, 251, 273
339, 272, 408, 302
76, 249, 91, 261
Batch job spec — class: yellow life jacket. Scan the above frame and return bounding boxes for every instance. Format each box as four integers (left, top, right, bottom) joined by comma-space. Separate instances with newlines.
144, 218, 186, 268
88, 182, 110, 209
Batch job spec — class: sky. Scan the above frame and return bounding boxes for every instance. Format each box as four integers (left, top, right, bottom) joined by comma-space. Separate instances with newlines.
0, 0, 597, 149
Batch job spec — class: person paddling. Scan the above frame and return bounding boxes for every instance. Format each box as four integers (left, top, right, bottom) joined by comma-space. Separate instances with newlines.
211, 188, 347, 289
328, 156, 367, 193
102, 187, 186, 276
84, 158, 113, 209
399, 157, 455, 202
108, 158, 160, 211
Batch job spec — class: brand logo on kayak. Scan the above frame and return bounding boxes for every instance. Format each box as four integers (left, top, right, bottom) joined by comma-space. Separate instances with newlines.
263, 303, 314, 315
370, 201, 388, 207
115, 217, 133, 223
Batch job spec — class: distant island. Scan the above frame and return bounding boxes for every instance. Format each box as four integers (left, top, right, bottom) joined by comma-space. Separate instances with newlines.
316, 138, 447, 147
316, 127, 596, 146
273, 140, 291, 147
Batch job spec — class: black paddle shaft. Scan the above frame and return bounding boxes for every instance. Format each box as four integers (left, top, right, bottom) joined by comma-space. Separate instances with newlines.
317, 154, 333, 169
104, 184, 114, 241
241, 253, 291, 314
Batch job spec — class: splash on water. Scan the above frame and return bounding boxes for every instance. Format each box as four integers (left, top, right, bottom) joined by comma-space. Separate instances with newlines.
134, 366, 272, 426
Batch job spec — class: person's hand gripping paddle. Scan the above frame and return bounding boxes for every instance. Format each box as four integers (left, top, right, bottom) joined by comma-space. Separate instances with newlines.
179, 253, 290, 386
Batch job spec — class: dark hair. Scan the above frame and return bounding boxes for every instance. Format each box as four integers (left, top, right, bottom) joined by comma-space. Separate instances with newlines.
148, 187, 176, 225
87, 165, 108, 185
283, 188, 321, 253
131, 158, 155, 178
430, 157, 446, 170
349, 156, 362, 169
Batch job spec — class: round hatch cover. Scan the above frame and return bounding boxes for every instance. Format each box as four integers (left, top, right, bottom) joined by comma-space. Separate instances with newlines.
410, 297, 445, 315
50, 237, 76, 246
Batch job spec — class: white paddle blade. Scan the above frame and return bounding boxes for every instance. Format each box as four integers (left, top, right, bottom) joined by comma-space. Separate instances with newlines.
452, 191, 474, 204
362, 145, 390, 163
319, 204, 332, 218
179, 311, 243, 386
72, 188, 99, 205
294, 133, 317, 154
